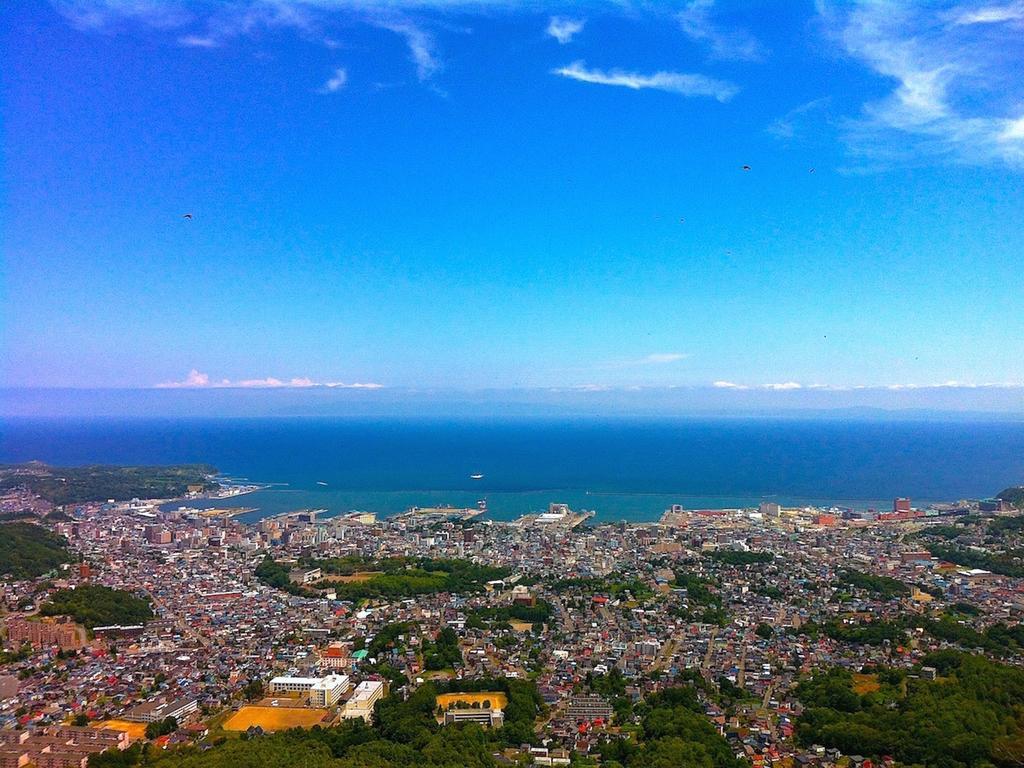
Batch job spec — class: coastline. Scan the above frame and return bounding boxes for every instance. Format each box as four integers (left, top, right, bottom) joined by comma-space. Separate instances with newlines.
163, 484, 956, 526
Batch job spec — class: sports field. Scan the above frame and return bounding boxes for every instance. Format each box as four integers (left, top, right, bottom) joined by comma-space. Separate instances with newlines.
94, 720, 148, 740
435, 692, 507, 710
223, 706, 331, 732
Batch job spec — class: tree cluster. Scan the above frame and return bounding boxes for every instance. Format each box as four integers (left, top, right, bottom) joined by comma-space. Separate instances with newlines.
796, 652, 1024, 768
599, 686, 747, 768
41, 584, 153, 629
145, 717, 179, 740
707, 551, 774, 566
835, 569, 909, 599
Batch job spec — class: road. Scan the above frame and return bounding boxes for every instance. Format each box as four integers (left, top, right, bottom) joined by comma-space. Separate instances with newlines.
701, 627, 719, 674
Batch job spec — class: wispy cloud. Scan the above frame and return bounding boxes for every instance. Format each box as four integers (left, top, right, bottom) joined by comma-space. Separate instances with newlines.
766, 97, 831, 139
594, 352, 692, 371
820, 0, 1024, 169
883, 380, 1024, 390
552, 60, 738, 102
178, 34, 218, 48
375, 16, 440, 81
949, 1, 1024, 25
638, 353, 689, 365
56, 1, 445, 83
156, 370, 383, 389
546, 16, 584, 44
677, 0, 766, 61
56, 0, 192, 31
711, 379, 1024, 391
319, 67, 349, 93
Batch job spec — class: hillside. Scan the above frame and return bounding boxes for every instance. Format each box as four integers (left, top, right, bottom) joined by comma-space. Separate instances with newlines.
0, 522, 73, 579
0, 463, 219, 504
997, 486, 1024, 509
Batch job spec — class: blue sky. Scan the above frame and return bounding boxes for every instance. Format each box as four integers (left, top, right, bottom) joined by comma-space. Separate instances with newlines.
2, 0, 1023, 399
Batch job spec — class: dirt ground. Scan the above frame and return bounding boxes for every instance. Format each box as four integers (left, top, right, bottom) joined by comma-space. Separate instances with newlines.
223, 706, 332, 732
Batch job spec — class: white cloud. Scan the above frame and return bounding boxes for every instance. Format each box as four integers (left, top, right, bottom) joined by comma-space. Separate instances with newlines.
677, 0, 766, 61
1001, 115, 1024, 140
546, 16, 584, 44
551, 60, 738, 102
156, 369, 211, 388
155, 371, 383, 389
765, 381, 803, 390
713, 380, 748, 389
820, 0, 1024, 169
319, 67, 349, 93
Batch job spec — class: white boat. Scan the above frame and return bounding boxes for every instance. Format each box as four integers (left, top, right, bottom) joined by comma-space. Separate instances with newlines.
470, 473, 484, 480
316, 481, 328, 486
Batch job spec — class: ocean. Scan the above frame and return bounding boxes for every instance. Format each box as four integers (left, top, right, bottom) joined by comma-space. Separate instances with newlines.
2, 417, 1023, 522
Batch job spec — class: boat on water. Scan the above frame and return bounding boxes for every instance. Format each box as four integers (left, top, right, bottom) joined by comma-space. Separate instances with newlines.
316, 481, 328, 486
470, 473, 484, 480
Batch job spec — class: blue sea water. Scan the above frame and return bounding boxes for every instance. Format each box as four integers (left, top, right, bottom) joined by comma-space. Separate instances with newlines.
2, 417, 1023, 522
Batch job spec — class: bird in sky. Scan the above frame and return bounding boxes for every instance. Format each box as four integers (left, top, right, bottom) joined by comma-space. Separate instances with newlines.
182, 213, 193, 220
741, 165, 751, 171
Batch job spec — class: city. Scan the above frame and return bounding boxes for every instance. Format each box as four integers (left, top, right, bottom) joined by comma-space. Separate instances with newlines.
2, 468, 1023, 767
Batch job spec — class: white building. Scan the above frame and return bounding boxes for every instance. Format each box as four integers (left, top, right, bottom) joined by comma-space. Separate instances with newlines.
124, 696, 199, 723
342, 680, 385, 721
443, 708, 504, 727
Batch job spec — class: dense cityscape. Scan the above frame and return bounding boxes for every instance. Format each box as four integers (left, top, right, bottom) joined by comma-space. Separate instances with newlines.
1, 464, 1023, 768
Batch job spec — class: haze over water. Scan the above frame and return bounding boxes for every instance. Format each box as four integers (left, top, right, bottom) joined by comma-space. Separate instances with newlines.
3, 417, 1023, 522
